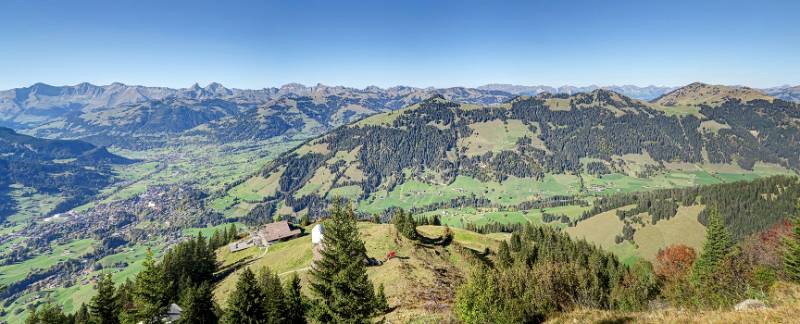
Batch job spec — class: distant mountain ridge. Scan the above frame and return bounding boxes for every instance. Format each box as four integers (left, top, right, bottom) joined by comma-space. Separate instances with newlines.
1, 82, 797, 150
0, 82, 514, 148
478, 84, 677, 100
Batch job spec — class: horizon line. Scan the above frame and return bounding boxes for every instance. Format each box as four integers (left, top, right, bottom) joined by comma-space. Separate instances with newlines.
4, 80, 798, 92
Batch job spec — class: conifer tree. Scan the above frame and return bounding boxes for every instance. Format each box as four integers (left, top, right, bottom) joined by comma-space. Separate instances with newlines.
510, 232, 522, 252
784, 209, 800, 282
496, 241, 513, 268
191, 234, 216, 284
258, 267, 285, 324
692, 208, 731, 282
74, 304, 90, 324
374, 283, 389, 314
178, 282, 217, 324
283, 273, 307, 324
26, 302, 70, 324
130, 249, 168, 323
691, 207, 732, 306
210, 229, 224, 251
221, 268, 266, 324
89, 273, 120, 324
310, 201, 377, 323
226, 224, 238, 243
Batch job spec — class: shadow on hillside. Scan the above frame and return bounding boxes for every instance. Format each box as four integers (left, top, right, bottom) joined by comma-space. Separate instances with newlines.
597, 316, 635, 324
416, 231, 453, 247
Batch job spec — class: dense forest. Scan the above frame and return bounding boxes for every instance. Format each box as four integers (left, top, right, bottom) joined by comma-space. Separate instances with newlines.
582, 176, 800, 241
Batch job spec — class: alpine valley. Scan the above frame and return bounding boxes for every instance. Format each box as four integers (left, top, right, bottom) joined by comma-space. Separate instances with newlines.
2, 81, 800, 323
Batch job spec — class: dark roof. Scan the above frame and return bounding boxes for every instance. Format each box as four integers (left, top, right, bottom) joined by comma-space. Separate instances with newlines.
262, 220, 301, 242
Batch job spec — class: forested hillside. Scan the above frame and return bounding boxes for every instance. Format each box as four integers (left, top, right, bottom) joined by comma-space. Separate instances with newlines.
0, 127, 134, 221
227, 84, 800, 224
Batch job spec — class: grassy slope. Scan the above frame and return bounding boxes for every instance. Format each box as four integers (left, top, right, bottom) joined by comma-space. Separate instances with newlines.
548, 282, 800, 323
566, 204, 707, 264
212, 223, 506, 322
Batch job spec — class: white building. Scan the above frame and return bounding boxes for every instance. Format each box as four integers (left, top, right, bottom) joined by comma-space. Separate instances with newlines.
311, 224, 324, 245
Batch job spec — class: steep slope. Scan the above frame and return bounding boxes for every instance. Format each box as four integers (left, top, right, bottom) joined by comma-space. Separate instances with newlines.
219, 86, 798, 225
0, 127, 134, 221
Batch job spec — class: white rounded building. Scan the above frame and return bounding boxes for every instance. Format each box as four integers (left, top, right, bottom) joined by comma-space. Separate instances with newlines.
311, 224, 324, 245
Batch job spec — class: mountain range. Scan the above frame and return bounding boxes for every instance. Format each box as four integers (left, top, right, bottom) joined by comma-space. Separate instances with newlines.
3, 82, 797, 150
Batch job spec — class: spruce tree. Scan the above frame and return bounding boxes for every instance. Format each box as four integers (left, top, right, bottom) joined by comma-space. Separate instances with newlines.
221, 268, 266, 324
283, 273, 307, 324
784, 211, 800, 283
496, 241, 513, 268
74, 304, 90, 324
89, 273, 120, 324
691, 207, 732, 305
226, 224, 238, 243
130, 249, 168, 323
26, 302, 70, 324
178, 282, 217, 324
374, 283, 389, 314
210, 229, 224, 251
192, 234, 216, 284
258, 267, 285, 324
693, 208, 732, 279
310, 201, 377, 323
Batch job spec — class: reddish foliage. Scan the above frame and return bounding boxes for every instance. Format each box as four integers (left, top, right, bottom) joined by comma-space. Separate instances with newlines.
654, 244, 697, 282
740, 219, 793, 269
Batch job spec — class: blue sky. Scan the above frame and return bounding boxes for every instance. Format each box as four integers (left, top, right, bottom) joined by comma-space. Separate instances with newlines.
1, 0, 798, 89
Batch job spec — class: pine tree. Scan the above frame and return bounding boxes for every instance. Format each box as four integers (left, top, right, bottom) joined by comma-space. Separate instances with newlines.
210, 229, 224, 251
221, 268, 266, 324
179, 282, 217, 324
374, 283, 389, 314
258, 267, 285, 324
692, 208, 732, 281
310, 201, 377, 323
691, 207, 732, 306
26, 302, 70, 324
130, 249, 168, 323
89, 273, 120, 324
226, 224, 238, 243
283, 273, 307, 324
784, 210, 800, 282
496, 241, 513, 268
510, 232, 522, 252
192, 234, 216, 285
74, 304, 90, 324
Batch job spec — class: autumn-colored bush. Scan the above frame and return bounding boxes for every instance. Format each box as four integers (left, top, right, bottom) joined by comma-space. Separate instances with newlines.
654, 244, 696, 282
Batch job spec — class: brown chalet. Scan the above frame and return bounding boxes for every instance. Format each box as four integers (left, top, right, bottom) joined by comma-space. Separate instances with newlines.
258, 220, 301, 244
